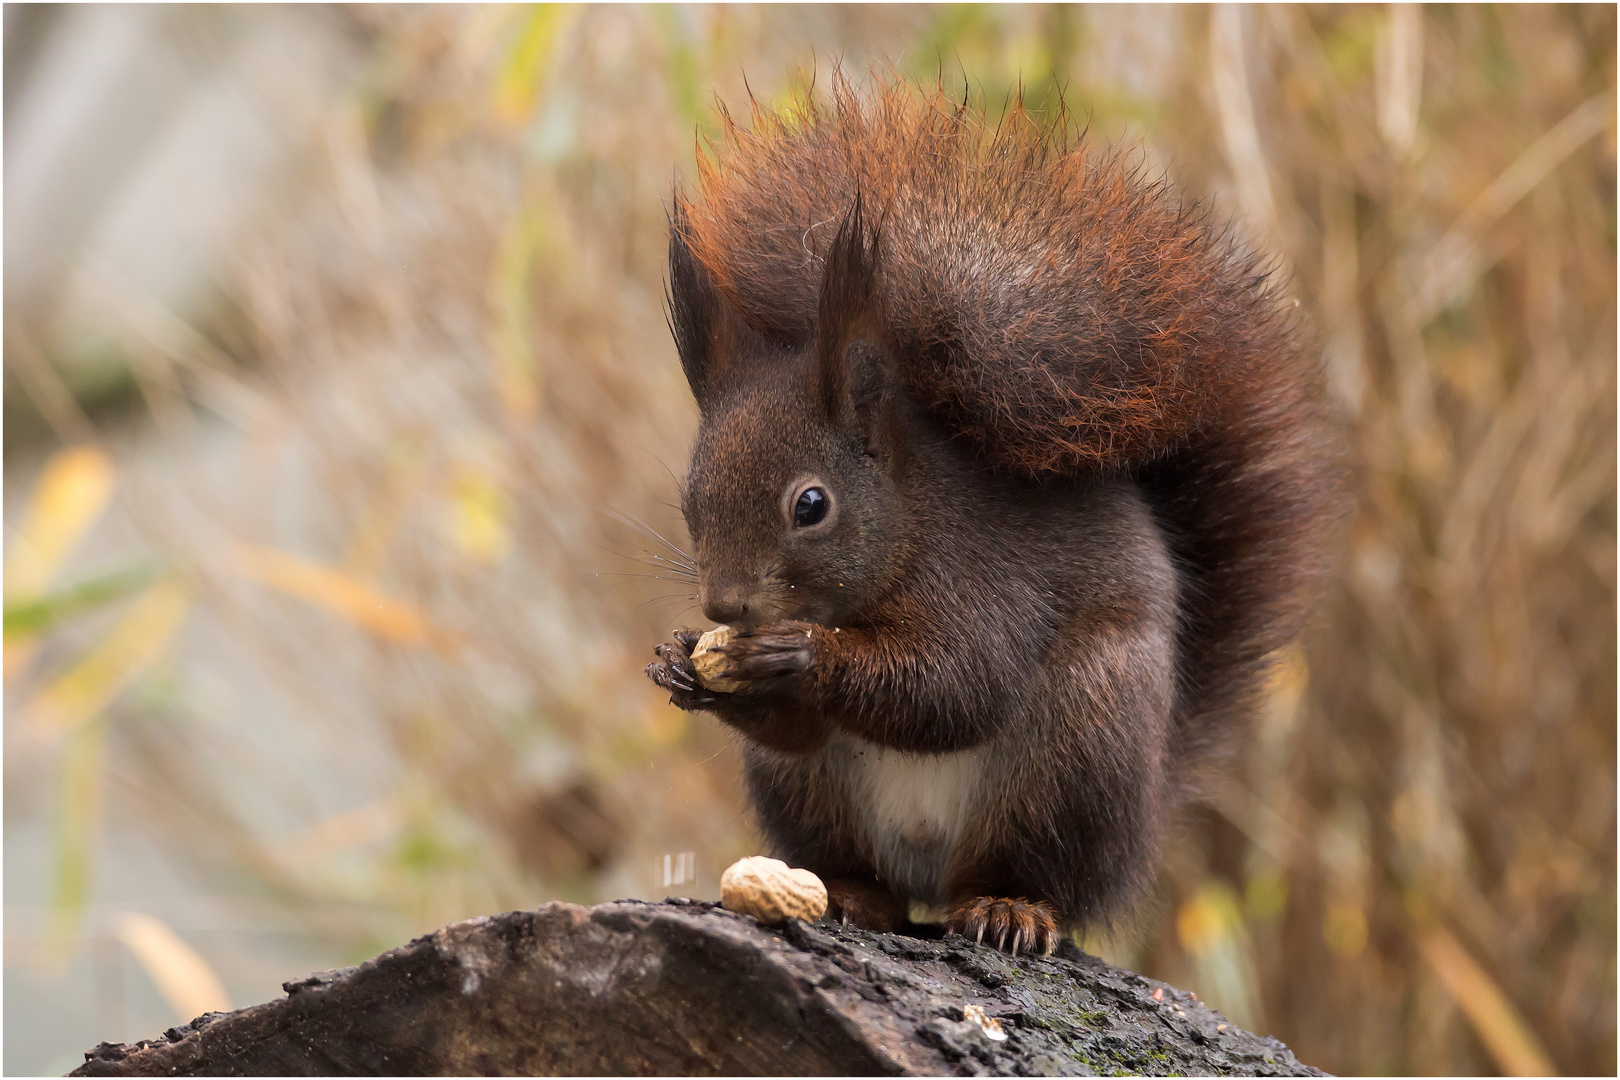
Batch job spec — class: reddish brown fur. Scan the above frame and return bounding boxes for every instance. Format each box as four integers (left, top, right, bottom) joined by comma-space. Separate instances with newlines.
682, 75, 1294, 475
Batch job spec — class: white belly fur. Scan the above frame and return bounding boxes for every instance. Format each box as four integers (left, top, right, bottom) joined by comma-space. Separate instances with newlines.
827, 734, 989, 903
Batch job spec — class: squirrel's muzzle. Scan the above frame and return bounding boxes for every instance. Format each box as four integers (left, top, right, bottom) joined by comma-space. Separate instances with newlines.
701, 579, 762, 629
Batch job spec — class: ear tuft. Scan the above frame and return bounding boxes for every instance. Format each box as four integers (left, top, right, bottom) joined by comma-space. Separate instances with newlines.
813, 193, 887, 418
668, 197, 765, 410
814, 191, 883, 371
813, 195, 905, 465
667, 200, 718, 405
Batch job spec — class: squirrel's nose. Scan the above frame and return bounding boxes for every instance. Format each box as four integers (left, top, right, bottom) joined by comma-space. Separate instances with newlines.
702, 585, 753, 627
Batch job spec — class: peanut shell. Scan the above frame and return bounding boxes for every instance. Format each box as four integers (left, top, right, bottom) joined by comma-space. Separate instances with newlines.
719, 856, 828, 925
691, 625, 745, 693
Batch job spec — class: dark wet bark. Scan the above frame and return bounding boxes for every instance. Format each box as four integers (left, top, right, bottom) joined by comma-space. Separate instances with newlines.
72, 899, 1325, 1077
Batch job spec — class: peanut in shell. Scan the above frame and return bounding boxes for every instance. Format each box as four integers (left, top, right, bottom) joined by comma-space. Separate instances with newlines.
690, 625, 745, 693
719, 856, 828, 925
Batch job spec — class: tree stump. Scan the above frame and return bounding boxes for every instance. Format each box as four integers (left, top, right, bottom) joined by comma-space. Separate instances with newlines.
72, 899, 1325, 1076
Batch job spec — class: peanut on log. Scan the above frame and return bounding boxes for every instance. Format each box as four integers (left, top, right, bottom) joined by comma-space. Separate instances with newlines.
719, 856, 828, 925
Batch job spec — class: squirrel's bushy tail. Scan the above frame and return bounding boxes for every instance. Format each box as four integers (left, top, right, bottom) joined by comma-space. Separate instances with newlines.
679, 70, 1342, 764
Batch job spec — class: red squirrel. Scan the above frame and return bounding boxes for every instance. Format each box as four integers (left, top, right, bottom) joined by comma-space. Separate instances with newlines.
645, 76, 1341, 954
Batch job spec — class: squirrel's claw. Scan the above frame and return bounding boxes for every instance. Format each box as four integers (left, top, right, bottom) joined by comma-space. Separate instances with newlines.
647, 660, 685, 691
654, 640, 699, 679
945, 897, 1061, 958
647, 639, 718, 711
646, 659, 698, 694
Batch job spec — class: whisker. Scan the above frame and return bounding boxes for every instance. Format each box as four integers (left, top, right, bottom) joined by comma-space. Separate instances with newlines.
659, 601, 702, 626
591, 570, 699, 583
603, 550, 698, 575
605, 509, 698, 570
599, 545, 699, 580
635, 592, 700, 614
610, 542, 698, 577
641, 451, 689, 503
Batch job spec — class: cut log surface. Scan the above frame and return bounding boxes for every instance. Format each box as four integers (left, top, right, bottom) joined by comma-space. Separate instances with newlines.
72, 900, 1326, 1077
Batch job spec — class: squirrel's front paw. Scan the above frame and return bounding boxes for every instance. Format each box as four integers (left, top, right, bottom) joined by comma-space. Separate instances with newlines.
646, 629, 718, 711
715, 622, 815, 694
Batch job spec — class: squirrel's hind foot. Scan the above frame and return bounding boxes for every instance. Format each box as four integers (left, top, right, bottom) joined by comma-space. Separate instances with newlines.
822, 877, 908, 933
946, 897, 1061, 956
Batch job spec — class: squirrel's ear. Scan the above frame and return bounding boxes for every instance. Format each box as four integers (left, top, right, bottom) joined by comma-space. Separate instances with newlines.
668, 200, 763, 412
814, 194, 900, 456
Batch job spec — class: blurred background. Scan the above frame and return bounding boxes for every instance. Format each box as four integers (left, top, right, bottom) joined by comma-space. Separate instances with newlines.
3, 5, 1613, 1075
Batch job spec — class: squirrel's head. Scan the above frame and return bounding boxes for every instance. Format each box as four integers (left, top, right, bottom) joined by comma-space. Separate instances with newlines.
669, 195, 911, 630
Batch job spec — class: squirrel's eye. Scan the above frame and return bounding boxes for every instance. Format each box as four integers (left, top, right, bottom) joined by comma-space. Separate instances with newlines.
793, 487, 830, 528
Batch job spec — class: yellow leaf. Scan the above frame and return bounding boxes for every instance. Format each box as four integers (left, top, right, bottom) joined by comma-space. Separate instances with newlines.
5, 445, 116, 600
1419, 927, 1556, 1077
113, 912, 231, 1021
23, 579, 189, 735
1322, 901, 1369, 960
1177, 882, 1243, 957
448, 465, 512, 565
493, 5, 565, 125
231, 542, 458, 652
